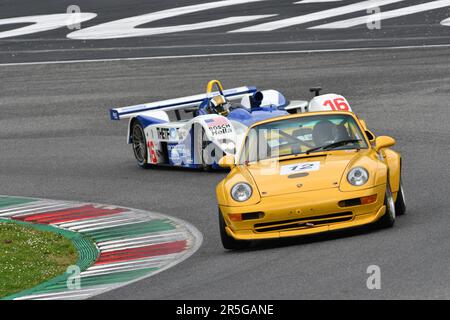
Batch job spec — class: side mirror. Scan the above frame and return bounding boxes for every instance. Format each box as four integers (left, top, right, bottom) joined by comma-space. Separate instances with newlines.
218, 155, 236, 169
375, 136, 396, 152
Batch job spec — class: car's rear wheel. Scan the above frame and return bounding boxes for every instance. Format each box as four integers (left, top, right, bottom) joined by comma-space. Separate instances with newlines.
219, 209, 251, 250
132, 121, 150, 168
376, 180, 396, 228
395, 179, 406, 215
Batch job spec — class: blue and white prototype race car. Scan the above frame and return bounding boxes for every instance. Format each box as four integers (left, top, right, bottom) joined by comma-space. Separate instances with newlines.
109, 80, 345, 170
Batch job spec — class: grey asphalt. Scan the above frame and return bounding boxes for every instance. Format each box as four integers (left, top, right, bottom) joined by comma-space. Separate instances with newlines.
1, 46, 449, 299
1, 0, 450, 63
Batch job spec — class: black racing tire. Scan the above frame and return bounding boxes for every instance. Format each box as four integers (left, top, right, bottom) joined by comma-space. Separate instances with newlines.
219, 209, 251, 250
376, 180, 396, 228
131, 121, 150, 169
395, 180, 406, 216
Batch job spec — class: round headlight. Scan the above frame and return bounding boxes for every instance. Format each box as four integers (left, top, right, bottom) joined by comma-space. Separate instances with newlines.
231, 183, 252, 202
347, 167, 369, 186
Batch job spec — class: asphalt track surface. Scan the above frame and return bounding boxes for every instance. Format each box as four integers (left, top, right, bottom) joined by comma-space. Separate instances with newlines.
1, 0, 450, 63
1, 0, 450, 299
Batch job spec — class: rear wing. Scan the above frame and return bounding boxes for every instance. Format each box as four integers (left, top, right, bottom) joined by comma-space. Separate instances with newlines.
110, 86, 257, 120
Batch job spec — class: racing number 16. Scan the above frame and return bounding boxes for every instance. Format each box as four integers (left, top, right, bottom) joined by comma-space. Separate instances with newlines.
323, 98, 350, 111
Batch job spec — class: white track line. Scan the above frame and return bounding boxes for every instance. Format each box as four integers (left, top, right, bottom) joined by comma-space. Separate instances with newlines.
97, 231, 184, 246
57, 212, 144, 228
295, 0, 343, 3
0, 203, 75, 217
2, 43, 450, 68
62, 216, 139, 231
100, 234, 187, 252
311, 0, 450, 29
0, 201, 55, 214
14, 287, 104, 300
80, 263, 165, 277
230, 0, 404, 32
84, 254, 179, 271
75, 219, 154, 233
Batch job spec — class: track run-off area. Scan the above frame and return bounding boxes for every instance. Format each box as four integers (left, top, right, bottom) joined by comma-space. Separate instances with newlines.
0, 196, 201, 300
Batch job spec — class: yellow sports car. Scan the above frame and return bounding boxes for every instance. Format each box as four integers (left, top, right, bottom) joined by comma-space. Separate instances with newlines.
216, 109, 406, 250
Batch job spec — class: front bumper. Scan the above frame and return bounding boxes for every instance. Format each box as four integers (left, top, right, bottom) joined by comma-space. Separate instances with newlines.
219, 184, 387, 240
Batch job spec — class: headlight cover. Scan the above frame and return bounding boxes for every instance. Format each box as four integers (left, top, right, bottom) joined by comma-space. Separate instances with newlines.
347, 167, 369, 186
231, 183, 253, 202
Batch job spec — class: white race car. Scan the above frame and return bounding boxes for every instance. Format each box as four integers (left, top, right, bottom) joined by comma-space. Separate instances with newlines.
109, 80, 352, 170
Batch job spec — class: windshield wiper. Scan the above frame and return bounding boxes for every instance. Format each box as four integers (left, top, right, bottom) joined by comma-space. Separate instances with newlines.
305, 139, 361, 155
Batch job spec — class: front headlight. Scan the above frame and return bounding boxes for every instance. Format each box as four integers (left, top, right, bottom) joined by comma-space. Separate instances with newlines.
231, 183, 252, 202
347, 167, 369, 186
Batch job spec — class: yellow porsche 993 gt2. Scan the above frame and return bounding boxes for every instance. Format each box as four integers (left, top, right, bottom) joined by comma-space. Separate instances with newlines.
216, 110, 406, 250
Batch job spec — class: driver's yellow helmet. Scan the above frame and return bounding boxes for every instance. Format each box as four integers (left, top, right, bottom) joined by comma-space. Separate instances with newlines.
210, 95, 230, 116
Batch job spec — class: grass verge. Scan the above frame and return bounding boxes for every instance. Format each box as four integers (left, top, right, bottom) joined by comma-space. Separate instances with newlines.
0, 221, 78, 298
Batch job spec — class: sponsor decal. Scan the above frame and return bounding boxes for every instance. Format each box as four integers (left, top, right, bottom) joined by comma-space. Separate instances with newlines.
169, 128, 178, 140
280, 161, 320, 175
157, 127, 178, 140
168, 143, 192, 165
156, 127, 170, 140
205, 117, 233, 135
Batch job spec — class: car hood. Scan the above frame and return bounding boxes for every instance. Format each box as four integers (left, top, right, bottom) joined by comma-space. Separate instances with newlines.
245, 150, 364, 197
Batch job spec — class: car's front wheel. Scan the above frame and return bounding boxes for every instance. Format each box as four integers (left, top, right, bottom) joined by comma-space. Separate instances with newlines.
218, 209, 251, 250
131, 121, 150, 168
376, 181, 396, 228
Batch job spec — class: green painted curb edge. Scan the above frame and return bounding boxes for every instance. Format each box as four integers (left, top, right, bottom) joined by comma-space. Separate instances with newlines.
0, 218, 99, 300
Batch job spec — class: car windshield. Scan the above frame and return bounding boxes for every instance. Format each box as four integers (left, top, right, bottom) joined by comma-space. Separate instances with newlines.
229, 120, 248, 135
240, 114, 368, 163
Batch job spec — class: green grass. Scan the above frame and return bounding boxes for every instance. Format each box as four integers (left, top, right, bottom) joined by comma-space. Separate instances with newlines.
0, 221, 78, 298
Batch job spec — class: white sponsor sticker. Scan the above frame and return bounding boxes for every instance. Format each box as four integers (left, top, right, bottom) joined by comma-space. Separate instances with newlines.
280, 161, 320, 175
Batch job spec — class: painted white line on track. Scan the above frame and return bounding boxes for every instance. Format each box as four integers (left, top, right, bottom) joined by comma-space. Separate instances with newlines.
442, 17, 450, 25
13, 288, 104, 300
1, 43, 450, 67
311, 0, 450, 29
75, 219, 153, 232
57, 212, 149, 228
97, 231, 184, 246
80, 263, 165, 277
63, 217, 139, 230
66, 0, 271, 40
0, 36, 447, 53
84, 254, 179, 271
0, 203, 75, 217
84, 260, 165, 272
230, 0, 404, 32
0, 201, 58, 213
295, 0, 343, 3
100, 235, 188, 252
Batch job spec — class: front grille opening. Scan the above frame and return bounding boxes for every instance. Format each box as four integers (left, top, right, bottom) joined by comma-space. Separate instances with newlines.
242, 212, 264, 220
254, 212, 353, 232
339, 198, 361, 207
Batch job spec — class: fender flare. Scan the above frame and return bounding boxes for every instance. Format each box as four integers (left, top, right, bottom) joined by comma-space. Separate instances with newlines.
383, 149, 401, 193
